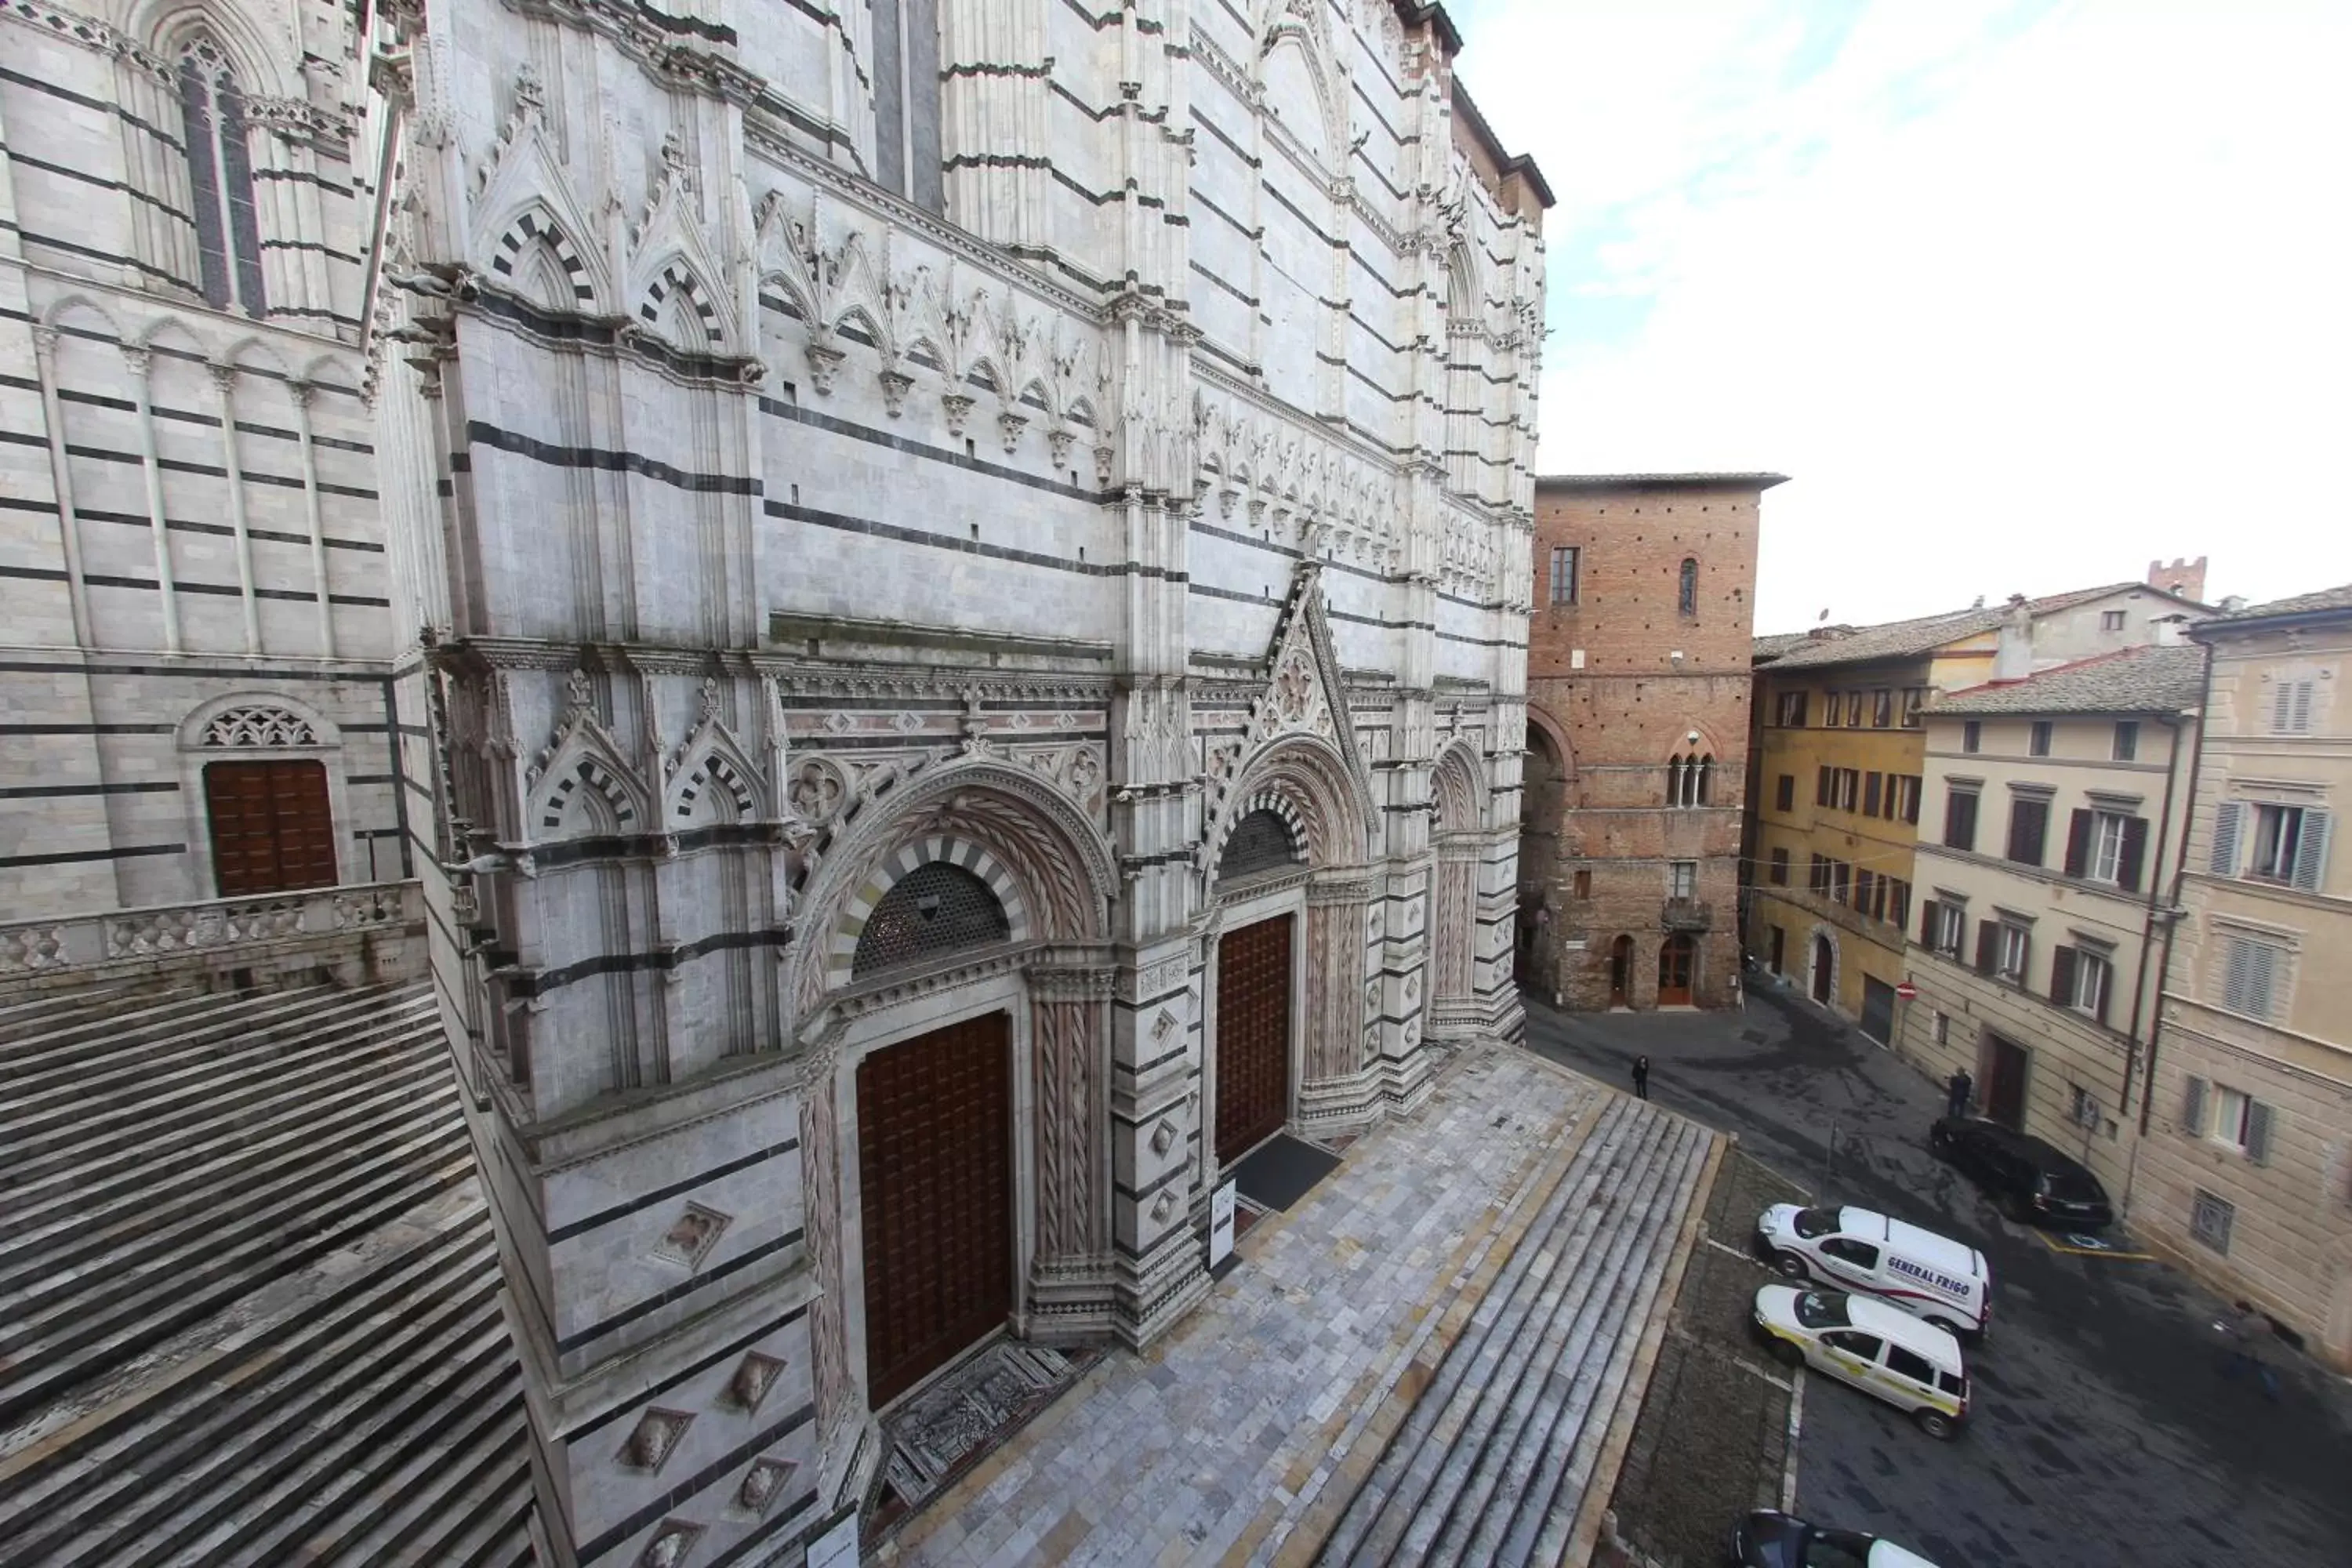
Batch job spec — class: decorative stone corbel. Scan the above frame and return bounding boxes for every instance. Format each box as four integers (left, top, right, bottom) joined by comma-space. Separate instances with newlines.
998, 411, 1028, 455
804, 340, 845, 394
879, 368, 913, 417
942, 393, 976, 437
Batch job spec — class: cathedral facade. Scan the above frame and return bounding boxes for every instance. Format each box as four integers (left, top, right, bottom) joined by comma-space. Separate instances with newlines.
9, 0, 1548, 1561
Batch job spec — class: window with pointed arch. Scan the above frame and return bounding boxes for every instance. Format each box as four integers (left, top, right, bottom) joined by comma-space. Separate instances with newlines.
176, 36, 267, 314
1678, 557, 1699, 616
1667, 753, 1713, 808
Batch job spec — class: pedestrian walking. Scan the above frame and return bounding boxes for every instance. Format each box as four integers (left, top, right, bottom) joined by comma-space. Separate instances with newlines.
1945, 1069, 1973, 1120
2215, 1301, 2282, 1400
1632, 1054, 1650, 1102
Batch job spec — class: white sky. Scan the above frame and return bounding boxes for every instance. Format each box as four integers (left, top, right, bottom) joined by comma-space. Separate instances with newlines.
1444, 0, 2352, 632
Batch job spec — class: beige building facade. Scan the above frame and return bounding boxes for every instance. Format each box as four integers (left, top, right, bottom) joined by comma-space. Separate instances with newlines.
1894, 645, 2205, 1201
2136, 588, 2352, 1370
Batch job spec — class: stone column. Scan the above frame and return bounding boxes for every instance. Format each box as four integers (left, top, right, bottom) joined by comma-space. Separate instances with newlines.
1299, 871, 1378, 1130
1026, 964, 1116, 1338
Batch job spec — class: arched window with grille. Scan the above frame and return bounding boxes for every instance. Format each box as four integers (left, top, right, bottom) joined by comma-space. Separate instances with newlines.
1678, 557, 1699, 616
851, 862, 1012, 977
177, 37, 267, 314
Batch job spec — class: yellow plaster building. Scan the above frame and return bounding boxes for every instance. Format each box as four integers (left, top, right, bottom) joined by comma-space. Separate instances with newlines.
1746, 583, 2205, 1040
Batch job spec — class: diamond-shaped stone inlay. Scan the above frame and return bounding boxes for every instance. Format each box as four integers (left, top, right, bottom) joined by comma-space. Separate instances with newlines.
637, 1518, 704, 1568
1149, 1120, 1176, 1156
652, 1203, 729, 1270
620, 1407, 695, 1473
736, 1455, 797, 1515
724, 1350, 786, 1414
1151, 1006, 1178, 1042
1149, 1189, 1178, 1224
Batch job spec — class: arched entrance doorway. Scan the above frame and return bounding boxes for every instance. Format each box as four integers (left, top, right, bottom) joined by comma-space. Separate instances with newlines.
789, 760, 1120, 1426
1516, 721, 1568, 993
1608, 935, 1635, 1009
1657, 932, 1696, 1007
1811, 933, 1835, 1004
1211, 808, 1301, 1165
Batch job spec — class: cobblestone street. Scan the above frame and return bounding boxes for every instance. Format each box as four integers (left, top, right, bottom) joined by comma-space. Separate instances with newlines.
1531, 985, 2352, 1568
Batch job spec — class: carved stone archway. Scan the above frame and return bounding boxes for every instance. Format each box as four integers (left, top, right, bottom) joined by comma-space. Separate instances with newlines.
1429, 740, 1486, 1022
784, 757, 1120, 1462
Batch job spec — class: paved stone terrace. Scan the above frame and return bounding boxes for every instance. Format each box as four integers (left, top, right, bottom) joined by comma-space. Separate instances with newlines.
880, 1041, 1722, 1568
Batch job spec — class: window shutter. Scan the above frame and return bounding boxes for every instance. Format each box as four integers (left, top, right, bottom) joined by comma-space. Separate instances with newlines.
2245, 942, 2278, 1021
2272, 681, 2294, 733
1975, 921, 1999, 976
2245, 1101, 2274, 1167
2092, 963, 2111, 1027
2210, 802, 2243, 876
1864, 772, 1883, 816
2049, 946, 2076, 1006
2221, 936, 2252, 1014
2181, 1075, 2207, 1135
2063, 810, 2092, 878
1817, 766, 1833, 807
2292, 808, 2331, 891
2290, 680, 2313, 733
1920, 898, 1940, 947
2118, 816, 2149, 893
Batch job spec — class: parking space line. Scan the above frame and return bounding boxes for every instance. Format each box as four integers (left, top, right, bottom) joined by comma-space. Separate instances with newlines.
1780, 1370, 1805, 1511
2034, 1229, 2157, 1261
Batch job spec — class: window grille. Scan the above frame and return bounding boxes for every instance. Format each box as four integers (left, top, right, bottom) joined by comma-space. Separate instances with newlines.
851, 862, 1011, 976
2190, 1189, 2234, 1254
1218, 809, 1300, 880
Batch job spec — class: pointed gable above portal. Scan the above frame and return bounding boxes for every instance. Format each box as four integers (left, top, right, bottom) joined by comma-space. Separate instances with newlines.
1201, 561, 1376, 861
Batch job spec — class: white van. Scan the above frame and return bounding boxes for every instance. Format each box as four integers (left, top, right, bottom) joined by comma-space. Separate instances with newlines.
1755, 1204, 1990, 1338
1752, 1284, 1971, 1439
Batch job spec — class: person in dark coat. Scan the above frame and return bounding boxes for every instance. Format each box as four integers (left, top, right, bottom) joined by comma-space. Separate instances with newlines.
1632, 1055, 1651, 1102
1945, 1069, 1973, 1120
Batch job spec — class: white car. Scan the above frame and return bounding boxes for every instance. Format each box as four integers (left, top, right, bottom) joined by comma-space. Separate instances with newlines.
1730, 1509, 1944, 1567
1755, 1203, 1991, 1338
1751, 1283, 1970, 1439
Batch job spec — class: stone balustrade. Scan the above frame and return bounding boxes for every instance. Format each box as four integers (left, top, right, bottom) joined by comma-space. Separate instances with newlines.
0, 880, 425, 989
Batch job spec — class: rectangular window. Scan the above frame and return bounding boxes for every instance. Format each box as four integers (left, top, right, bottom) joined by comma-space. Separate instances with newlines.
2030, 721, 2053, 757
1769, 848, 1790, 885
2217, 934, 2285, 1021
1902, 688, 1926, 728
2248, 804, 2306, 882
2113, 720, 2140, 761
1929, 901, 1965, 956
1776, 773, 1795, 812
1573, 869, 1592, 898
2006, 797, 2051, 866
1821, 691, 1841, 726
1816, 766, 1832, 808
1998, 923, 2030, 984
1809, 855, 1830, 894
2071, 1083, 2100, 1128
2190, 1189, 2234, 1254
2101, 609, 2126, 631
1549, 545, 1580, 605
1669, 861, 1697, 898
1933, 1010, 1951, 1045
1944, 790, 1980, 852
1855, 868, 1875, 916
1833, 861, 1853, 905
1896, 775, 1922, 825
2089, 811, 2128, 884
1835, 769, 1860, 811
1887, 878, 1911, 931
1872, 689, 1893, 728
1962, 720, 1981, 754
1775, 690, 1809, 727
2211, 1086, 2251, 1150
1846, 692, 1864, 728
1864, 771, 1883, 817
2271, 678, 2314, 735
2073, 949, 2111, 1018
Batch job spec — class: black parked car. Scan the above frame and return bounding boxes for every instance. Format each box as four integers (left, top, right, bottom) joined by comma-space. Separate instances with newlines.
1730, 1509, 1941, 1566
1929, 1116, 2114, 1229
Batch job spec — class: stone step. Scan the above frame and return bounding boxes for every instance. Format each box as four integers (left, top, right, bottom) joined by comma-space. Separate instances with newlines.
1323, 1100, 1671, 1566
0, 1134, 477, 1428
0, 985, 244, 1059
1319, 1099, 1718, 1568
0, 1223, 494, 1555
0, 997, 440, 1185
0, 1067, 458, 1287
0, 984, 379, 1103
0, 982, 161, 1037
1475, 1123, 1715, 1568
0, 1041, 449, 1245
0, 985, 426, 1133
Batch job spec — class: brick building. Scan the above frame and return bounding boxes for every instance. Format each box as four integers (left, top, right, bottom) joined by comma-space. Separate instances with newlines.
1520, 474, 1786, 1010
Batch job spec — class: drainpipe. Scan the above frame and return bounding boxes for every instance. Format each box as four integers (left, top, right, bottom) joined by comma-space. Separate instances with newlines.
2135, 639, 2214, 1141
2120, 710, 2187, 1113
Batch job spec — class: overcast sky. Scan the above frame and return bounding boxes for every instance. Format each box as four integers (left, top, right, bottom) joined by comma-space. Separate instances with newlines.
1445, 0, 2352, 633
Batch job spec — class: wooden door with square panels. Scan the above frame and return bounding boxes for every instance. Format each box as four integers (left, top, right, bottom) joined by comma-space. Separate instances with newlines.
203, 759, 336, 896
857, 1010, 1013, 1407
1214, 913, 1292, 1167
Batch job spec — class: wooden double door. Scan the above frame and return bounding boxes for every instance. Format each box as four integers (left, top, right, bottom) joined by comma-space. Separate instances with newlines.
203, 760, 335, 896
1214, 914, 1293, 1167
857, 1011, 1014, 1407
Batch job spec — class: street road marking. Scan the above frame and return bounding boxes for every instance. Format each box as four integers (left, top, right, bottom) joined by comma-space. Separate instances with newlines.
1704, 1235, 1764, 1265
1780, 1370, 1805, 1511
2034, 1229, 2156, 1261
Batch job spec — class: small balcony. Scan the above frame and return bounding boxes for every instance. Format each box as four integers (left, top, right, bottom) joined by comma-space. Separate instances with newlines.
1661, 897, 1713, 931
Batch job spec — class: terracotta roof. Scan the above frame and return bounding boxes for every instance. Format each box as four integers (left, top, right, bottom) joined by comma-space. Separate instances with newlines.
1933, 644, 2207, 717
1755, 582, 2212, 671
2205, 583, 2352, 624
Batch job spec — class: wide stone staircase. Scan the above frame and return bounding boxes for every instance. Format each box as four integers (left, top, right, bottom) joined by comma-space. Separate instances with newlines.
0, 979, 534, 1566
1315, 1093, 1720, 1568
